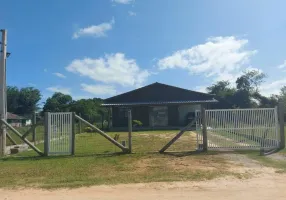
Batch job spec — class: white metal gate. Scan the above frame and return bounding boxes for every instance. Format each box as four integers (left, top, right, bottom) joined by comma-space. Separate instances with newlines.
45, 112, 73, 155
196, 108, 280, 150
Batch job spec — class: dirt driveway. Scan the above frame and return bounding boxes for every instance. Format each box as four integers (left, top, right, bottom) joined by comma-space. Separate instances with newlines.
1, 172, 285, 200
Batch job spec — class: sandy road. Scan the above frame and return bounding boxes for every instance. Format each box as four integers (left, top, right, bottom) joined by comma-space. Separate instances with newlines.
1, 173, 286, 200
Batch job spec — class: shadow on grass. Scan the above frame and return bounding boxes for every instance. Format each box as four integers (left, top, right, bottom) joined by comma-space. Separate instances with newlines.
1, 149, 266, 162
0, 152, 127, 162
160, 150, 218, 157
161, 149, 263, 157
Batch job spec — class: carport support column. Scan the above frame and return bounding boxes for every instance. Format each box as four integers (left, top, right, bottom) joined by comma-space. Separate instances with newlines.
278, 100, 285, 149
201, 105, 208, 151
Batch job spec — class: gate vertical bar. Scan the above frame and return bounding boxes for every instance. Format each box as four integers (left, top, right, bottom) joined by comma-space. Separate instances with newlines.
201, 105, 207, 151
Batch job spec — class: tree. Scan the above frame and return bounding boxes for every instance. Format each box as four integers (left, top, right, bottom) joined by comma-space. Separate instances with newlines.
279, 86, 286, 111
43, 92, 72, 113
234, 70, 267, 108
253, 92, 279, 108
206, 81, 235, 96
16, 87, 41, 115
69, 98, 106, 123
207, 70, 268, 109
236, 70, 266, 92
7, 86, 19, 113
206, 81, 236, 108
6, 86, 41, 115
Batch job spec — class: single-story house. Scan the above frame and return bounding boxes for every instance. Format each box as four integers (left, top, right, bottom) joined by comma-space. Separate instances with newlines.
102, 82, 218, 130
7, 112, 32, 127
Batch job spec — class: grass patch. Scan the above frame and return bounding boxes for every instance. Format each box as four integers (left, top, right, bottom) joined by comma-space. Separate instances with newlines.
6, 125, 45, 146
240, 150, 286, 173
0, 130, 236, 189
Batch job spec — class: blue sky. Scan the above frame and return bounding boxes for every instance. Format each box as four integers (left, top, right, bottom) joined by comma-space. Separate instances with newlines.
1, 0, 286, 105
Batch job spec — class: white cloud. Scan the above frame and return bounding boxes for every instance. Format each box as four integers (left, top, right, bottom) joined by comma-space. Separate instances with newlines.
81, 84, 117, 96
260, 79, 286, 96
193, 85, 208, 93
66, 53, 150, 87
46, 86, 71, 95
73, 18, 115, 39
277, 60, 286, 69
157, 36, 257, 82
72, 95, 93, 100
128, 11, 136, 16
53, 72, 66, 79
112, 0, 134, 4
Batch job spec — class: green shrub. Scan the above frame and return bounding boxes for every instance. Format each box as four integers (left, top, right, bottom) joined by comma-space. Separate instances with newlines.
133, 120, 143, 127
84, 127, 93, 133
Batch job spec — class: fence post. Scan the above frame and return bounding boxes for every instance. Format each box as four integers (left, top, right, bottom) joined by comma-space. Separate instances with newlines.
0, 30, 7, 157
278, 100, 285, 149
78, 113, 82, 134
44, 112, 50, 156
71, 112, 76, 155
32, 112, 36, 144
201, 105, 208, 151
128, 109, 132, 153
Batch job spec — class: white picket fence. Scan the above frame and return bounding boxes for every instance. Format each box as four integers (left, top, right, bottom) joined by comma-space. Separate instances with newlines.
196, 108, 280, 150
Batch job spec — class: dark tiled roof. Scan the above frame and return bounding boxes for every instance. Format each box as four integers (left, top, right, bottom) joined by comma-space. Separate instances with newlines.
103, 82, 217, 106
7, 112, 25, 120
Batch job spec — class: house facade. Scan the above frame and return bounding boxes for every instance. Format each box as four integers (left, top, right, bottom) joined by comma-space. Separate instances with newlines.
7, 112, 31, 127
103, 82, 217, 130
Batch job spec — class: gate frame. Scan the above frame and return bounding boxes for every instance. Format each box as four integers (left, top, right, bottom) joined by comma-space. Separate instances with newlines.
44, 112, 75, 156
201, 103, 284, 152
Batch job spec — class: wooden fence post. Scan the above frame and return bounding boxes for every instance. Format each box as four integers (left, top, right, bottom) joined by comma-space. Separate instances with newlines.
128, 109, 132, 153
201, 105, 208, 151
78, 113, 82, 134
44, 112, 50, 156
32, 112, 36, 144
71, 112, 76, 155
278, 100, 285, 149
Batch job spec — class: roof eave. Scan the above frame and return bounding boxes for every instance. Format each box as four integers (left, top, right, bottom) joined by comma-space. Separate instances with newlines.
102, 99, 218, 107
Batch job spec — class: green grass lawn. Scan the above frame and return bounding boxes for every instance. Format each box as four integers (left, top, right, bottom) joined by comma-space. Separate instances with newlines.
0, 130, 240, 189
2, 127, 286, 189
6, 125, 45, 146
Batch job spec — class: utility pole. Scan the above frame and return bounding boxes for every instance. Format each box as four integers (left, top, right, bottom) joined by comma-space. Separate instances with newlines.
0, 29, 7, 156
